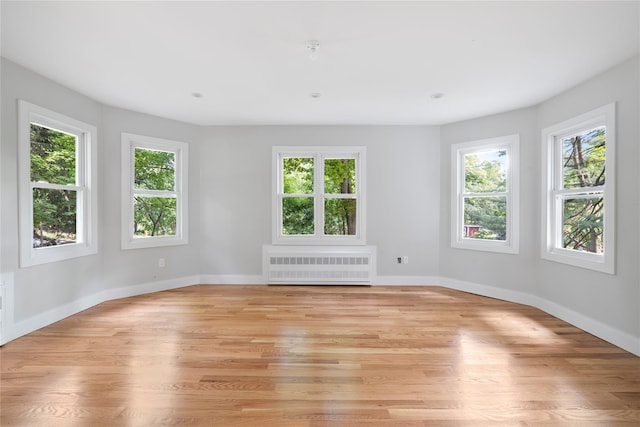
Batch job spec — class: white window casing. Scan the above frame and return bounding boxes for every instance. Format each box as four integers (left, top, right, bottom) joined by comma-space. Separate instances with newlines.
272, 146, 366, 245
451, 134, 520, 254
121, 133, 189, 250
541, 103, 615, 274
18, 100, 98, 267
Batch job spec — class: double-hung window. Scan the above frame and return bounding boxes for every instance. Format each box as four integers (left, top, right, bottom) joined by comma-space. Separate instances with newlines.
18, 100, 98, 266
273, 146, 366, 245
451, 135, 519, 253
121, 133, 188, 249
542, 103, 615, 273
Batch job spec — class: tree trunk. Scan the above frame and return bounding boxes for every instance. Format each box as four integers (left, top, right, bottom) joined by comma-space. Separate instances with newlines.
340, 162, 356, 235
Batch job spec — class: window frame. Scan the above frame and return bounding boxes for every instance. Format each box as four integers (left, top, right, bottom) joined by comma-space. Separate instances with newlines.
18, 100, 98, 267
121, 133, 189, 250
541, 103, 615, 274
272, 146, 366, 245
451, 134, 520, 254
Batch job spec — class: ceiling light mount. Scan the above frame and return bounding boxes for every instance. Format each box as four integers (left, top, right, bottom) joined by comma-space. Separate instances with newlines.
306, 40, 320, 60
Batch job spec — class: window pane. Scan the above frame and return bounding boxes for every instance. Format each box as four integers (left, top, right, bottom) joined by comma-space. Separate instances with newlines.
324, 158, 356, 194
562, 126, 605, 189
563, 197, 603, 253
464, 150, 507, 193
282, 197, 314, 235
30, 123, 76, 185
134, 148, 176, 191
134, 196, 177, 237
324, 198, 357, 235
32, 188, 77, 247
283, 157, 314, 194
463, 196, 506, 241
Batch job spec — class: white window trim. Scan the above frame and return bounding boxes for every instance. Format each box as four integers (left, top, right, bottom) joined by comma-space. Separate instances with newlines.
541, 103, 615, 274
121, 133, 189, 250
272, 146, 366, 246
18, 100, 98, 267
451, 134, 520, 254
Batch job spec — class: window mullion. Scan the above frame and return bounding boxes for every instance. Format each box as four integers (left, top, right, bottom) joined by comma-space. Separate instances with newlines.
133, 189, 178, 198
462, 191, 509, 198
31, 181, 82, 192
316, 153, 324, 237
554, 187, 605, 197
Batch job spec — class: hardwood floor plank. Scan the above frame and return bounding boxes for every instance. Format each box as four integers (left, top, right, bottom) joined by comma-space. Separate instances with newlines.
1, 285, 639, 426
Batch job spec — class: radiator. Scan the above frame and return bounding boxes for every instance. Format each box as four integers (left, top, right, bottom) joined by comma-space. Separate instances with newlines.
263, 245, 376, 285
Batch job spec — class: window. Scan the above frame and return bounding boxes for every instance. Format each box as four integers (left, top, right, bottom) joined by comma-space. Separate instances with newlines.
273, 146, 366, 245
18, 100, 98, 266
451, 135, 519, 253
121, 133, 188, 249
542, 103, 615, 274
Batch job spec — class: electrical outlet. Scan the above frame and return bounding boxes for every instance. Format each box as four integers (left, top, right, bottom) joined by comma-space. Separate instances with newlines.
158, 258, 165, 268
403, 256, 409, 264
397, 257, 402, 264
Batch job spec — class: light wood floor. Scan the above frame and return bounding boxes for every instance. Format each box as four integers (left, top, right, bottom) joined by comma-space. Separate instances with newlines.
1, 285, 639, 426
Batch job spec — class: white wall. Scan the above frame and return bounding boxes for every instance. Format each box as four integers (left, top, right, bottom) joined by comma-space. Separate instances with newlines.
0, 58, 203, 341
198, 126, 441, 281
439, 106, 539, 295
1, 59, 104, 323
535, 57, 639, 340
100, 106, 202, 291
439, 56, 639, 353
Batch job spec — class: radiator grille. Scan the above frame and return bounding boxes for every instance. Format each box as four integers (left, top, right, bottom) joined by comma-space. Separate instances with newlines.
264, 247, 374, 285
270, 256, 369, 266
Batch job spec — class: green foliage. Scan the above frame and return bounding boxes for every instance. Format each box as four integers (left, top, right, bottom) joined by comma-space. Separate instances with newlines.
561, 127, 606, 253
464, 197, 506, 240
463, 150, 507, 240
281, 157, 357, 236
283, 157, 313, 194
30, 124, 76, 184
563, 198, 603, 253
324, 199, 356, 235
133, 148, 177, 237
134, 197, 177, 237
464, 151, 506, 193
282, 197, 314, 235
324, 159, 355, 194
563, 127, 605, 189
30, 124, 78, 247
134, 148, 175, 190
324, 159, 356, 235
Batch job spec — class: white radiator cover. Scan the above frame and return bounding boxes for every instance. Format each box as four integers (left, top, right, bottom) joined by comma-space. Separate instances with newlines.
263, 245, 376, 285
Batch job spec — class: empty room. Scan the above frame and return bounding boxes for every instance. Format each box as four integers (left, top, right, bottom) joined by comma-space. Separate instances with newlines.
1, 1, 639, 426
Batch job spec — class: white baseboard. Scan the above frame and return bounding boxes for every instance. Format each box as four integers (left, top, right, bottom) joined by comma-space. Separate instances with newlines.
438, 276, 538, 307
199, 274, 266, 285
372, 275, 441, 286
102, 275, 201, 301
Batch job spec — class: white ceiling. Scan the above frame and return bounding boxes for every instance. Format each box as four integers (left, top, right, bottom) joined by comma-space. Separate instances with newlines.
2, 1, 638, 126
